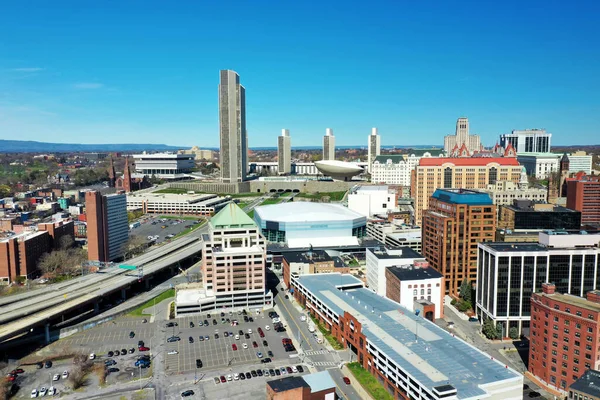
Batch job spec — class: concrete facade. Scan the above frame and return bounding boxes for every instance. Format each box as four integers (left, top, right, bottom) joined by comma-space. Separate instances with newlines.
367, 127, 380, 173
500, 129, 552, 153
443, 117, 481, 155
322, 128, 335, 161
219, 70, 248, 183
132, 153, 196, 180
347, 185, 396, 217
277, 129, 291, 175
517, 153, 560, 179
366, 246, 426, 296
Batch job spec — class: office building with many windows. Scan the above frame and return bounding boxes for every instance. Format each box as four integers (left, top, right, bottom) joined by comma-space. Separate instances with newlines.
421, 189, 496, 295
291, 273, 523, 400
85, 191, 128, 262
500, 129, 552, 153
366, 246, 426, 296
219, 70, 248, 183
367, 128, 380, 173
567, 175, 600, 226
277, 129, 291, 175
476, 231, 600, 337
498, 200, 581, 231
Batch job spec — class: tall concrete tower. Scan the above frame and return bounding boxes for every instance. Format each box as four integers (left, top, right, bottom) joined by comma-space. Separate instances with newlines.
219, 70, 247, 183
455, 117, 469, 144
278, 129, 291, 175
367, 127, 381, 173
323, 128, 335, 161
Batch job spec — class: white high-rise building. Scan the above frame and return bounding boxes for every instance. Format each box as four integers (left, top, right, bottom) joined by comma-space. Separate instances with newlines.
367, 127, 380, 173
323, 128, 335, 161
499, 129, 552, 153
219, 70, 248, 183
443, 117, 481, 155
277, 129, 291, 175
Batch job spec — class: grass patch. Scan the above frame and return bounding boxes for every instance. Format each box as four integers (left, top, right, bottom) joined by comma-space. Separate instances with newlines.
260, 198, 280, 206
309, 314, 344, 350
296, 191, 347, 201
236, 202, 249, 210
225, 192, 262, 198
347, 362, 394, 400
153, 188, 189, 194
246, 210, 255, 219
128, 289, 175, 317
279, 192, 292, 197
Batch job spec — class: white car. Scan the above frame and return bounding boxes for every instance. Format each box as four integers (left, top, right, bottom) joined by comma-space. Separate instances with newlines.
167, 351, 178, 355
292, 366, 298, 373
242, 343, 248, 349
272, 318, 280, 324
235, 334, 239, 340
227, 374, 232, 381
62, 371, 69, 379
233, 373, 239, 380
265, 325, 270, 331
39, 387, 47, 396
247, 328, 252, 334
300, 315, 306, 322
89, 353, 96, 360
48, 387, 56, 396
31, 389, 38, 398
52, 374, 60, 381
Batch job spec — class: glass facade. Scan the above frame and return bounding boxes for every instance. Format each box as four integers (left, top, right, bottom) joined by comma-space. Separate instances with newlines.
509, 210, 581, 230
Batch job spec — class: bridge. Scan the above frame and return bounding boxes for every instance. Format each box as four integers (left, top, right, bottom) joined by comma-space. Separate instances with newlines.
0, 233, 203, 344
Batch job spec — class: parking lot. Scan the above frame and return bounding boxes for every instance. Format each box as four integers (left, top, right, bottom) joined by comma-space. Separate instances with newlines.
6, 318, 157, 398
164, 309, 297, 374
130, 216, 202, 245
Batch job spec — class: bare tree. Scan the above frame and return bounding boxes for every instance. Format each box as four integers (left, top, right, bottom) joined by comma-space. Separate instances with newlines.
121, 235, 148, 260
38, 247, 86, 277
59, 234, 75, 250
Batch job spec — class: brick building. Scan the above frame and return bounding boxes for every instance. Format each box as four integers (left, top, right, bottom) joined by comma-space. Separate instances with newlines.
266, 371, 336, 400
0, 231, 50, 283
38, 220, 75, 249
85, 191, 128, 262
291, 273, 523, 400
281, 250, 349, 288
529, 283, 600, 392
567, 175, 600, 226
421, 189, 496, 295
411, 157, 521, 225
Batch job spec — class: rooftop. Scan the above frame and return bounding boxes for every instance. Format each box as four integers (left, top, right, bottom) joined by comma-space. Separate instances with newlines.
387, 265, 443, 281
210, 203, 256, 229
504, 200, 577, 213
368, 246, 425, 260
302, 370, 336, 393
481, 242, 548, 252
536, 292, 600, 313
294, 273, 521, 399
282, 250, 332, 264
418, 157, 520, 167
432, 189, 493, 206
569, 369, 600, 396
267, 376, 309, 393
254, 202, 365, 223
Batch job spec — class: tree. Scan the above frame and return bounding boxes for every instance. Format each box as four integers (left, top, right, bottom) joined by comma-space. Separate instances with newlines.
121, 235, 148, 260
482, 319, 499, 340
59, 234, 74, 250
459, 279, 472, 303
38, 247, 86, 277
0, 184, 11, 198
509, 327, 519, 340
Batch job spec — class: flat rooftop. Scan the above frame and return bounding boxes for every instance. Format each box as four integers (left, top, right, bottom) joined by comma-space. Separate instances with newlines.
537, 292, 600, 313
367, 246, 424, 260
432, 189, 493, 206
295, 273, 521, 399
387, 265, 443, 281
570, 369, 600, 397
267, 376, 309, 393
482, 242, 548, 252
282, 250, 332, 264
127, 192, 221, 204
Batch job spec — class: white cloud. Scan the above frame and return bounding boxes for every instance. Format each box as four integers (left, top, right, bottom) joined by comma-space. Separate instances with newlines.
73, 82, 104, 90
12, 67, 44, 72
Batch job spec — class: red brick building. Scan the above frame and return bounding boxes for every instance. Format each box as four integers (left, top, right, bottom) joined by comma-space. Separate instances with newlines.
266, 372, 336, 400
0, 231, 50, 283
529, 283, 600, 392
38, 220, 75, 250
566, 175, 600, 225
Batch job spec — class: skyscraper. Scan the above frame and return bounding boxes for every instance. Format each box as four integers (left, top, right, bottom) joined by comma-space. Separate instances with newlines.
219, 70, 247, 183
367, 127, 380, 173
85, 191, 129, 262
323, 128, 335, 161
277, 129, 291, 175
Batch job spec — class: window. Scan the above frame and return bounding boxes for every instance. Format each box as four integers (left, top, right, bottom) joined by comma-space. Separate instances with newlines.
413, 289, 417, 296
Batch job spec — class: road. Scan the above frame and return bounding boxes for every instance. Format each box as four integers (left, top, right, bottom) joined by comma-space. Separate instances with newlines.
0, 237, 201, 342
272, 277, 362, 400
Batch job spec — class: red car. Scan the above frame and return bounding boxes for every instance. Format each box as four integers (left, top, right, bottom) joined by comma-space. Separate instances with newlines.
138, 346, 150, 352
343, 377, 351, 385
10, 369, 24, 375
220, 375, 226, 383
5, 374, 16, 382
252, 341, 258, 348
232, 344, 237, 351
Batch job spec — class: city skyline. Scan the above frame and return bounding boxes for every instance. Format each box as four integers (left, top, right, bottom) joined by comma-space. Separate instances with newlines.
0, 1, 599, 147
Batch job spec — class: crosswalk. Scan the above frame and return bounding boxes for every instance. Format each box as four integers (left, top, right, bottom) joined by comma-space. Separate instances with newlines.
312, 361, 337, 366
303, 350, 329, 356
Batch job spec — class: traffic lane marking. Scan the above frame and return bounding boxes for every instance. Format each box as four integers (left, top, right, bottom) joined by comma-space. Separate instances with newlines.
278, 294, 314, 351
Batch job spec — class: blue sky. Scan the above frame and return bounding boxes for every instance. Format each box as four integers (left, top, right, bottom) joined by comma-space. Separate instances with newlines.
0, 1, 598, 147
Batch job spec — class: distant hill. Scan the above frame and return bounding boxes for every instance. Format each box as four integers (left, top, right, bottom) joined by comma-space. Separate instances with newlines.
0, 139, 186, 153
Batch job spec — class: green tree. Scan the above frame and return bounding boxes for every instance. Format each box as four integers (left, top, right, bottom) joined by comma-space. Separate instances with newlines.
509, 327, 519, 340
459, 279, 472, 303
482, 319, 499, 340
0, 184, 11, 198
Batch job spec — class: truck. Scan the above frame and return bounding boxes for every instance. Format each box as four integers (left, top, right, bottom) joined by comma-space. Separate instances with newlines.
308, 324, 315, 333
129, 221, 141, 229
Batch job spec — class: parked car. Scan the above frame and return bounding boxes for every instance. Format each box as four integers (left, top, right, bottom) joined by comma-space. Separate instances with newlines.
88, 354, 95, 361
129, 348, 135, 354
196, 359, 203, 368
62, 371, 69, 379
220, 376, 226, 383
44, 360, 53, 368
108, 368, 119, 373
167, 336, 180, 342
30, 389, 38, 398
181, 390, 195, 397
232, 344, 238, 351
343, 377, 351, 385
138, 346, 150, 352
107, 351, 114, 357
129, 331, 135, 338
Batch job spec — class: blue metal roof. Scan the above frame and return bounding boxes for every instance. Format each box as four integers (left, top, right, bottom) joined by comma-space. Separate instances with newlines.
295, 274, 520, 399
302, 371, 336, 393
432, 189, 493, 205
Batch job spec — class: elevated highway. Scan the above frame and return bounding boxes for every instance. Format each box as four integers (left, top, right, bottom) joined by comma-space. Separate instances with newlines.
0, 234, 203, 343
